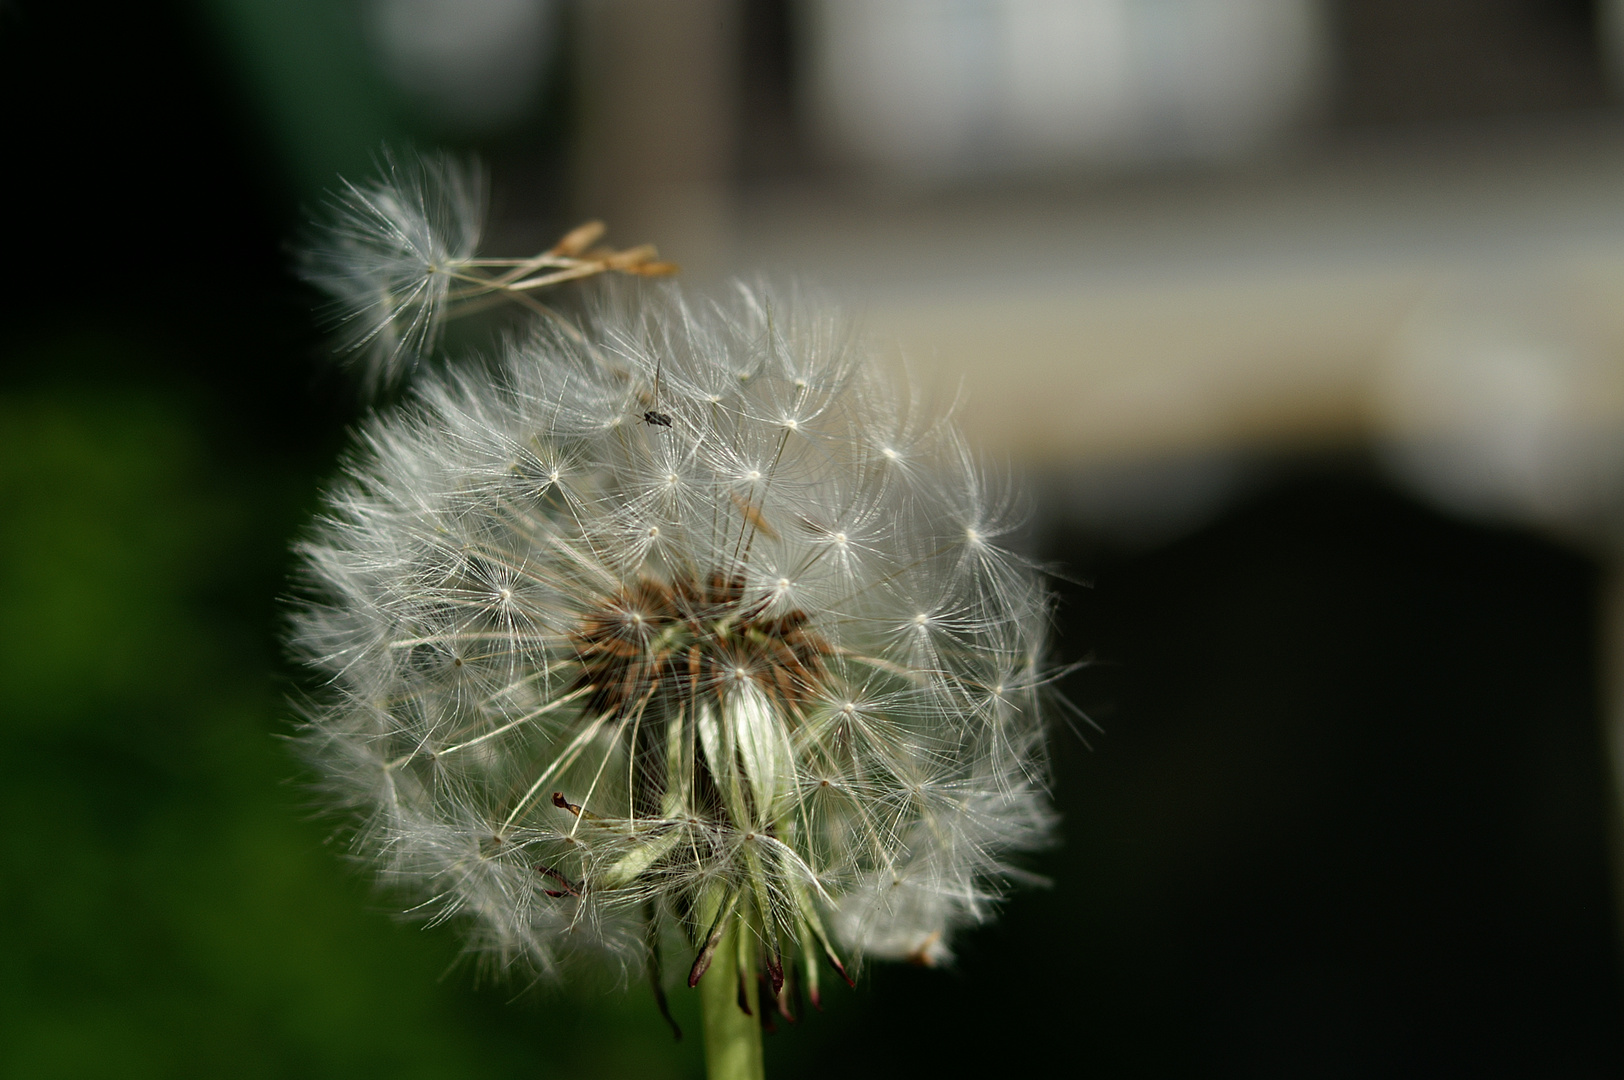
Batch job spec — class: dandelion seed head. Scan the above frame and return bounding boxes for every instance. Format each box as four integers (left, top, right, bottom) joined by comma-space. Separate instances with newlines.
292, 281, 1055, 986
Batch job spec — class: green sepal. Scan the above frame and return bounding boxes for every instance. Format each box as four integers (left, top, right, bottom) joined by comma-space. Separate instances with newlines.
598, 828, 682, 890
788, 877, 852, 987
688, 889, 741, 987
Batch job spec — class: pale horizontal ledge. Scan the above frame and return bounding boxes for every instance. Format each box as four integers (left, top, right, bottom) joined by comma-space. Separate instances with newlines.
727, 123, 1624, 467
864, 270, 1426, 464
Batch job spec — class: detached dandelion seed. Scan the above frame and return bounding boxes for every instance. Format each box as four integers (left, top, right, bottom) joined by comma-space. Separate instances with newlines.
290, 157, 1057, 1080
300, 150, 675, 394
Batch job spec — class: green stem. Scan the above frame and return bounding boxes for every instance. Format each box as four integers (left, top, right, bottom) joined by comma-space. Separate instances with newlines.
698, 916, 764, 1080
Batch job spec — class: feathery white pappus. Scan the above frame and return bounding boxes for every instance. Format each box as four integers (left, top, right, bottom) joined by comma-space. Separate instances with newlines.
298, 152, 675, 397
291, 183, 1055, 1020
298, 151, 484, 393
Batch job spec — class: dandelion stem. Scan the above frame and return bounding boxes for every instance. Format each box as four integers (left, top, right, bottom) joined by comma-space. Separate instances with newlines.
699, 913, 764, 1080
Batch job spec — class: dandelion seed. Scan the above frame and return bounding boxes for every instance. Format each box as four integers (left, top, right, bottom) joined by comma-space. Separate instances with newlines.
298, 151, 484, 392
300, 152, 677, 395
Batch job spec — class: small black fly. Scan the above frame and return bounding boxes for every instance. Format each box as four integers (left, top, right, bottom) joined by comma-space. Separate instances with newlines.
641, 357, 672, 428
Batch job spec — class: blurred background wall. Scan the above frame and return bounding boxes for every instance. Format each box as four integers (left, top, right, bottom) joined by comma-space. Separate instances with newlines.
5, 0, 1624, 1075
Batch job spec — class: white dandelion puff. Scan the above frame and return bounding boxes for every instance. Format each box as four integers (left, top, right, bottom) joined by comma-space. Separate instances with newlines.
291, 219, 1056, 1035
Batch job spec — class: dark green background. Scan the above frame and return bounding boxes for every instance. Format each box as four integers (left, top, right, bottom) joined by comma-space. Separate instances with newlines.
4, 2, 1622, 1075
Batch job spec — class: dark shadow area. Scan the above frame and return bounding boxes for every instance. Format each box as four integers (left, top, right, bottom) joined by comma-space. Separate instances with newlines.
1332, 0, 1610, 127
782, 470, 1624, 1078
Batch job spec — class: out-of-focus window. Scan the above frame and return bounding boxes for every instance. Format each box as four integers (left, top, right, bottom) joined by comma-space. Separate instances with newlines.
803, 0, 1331, 181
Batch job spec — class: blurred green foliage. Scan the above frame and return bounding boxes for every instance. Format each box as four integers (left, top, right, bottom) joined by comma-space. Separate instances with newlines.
0, 355, 717, 1077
